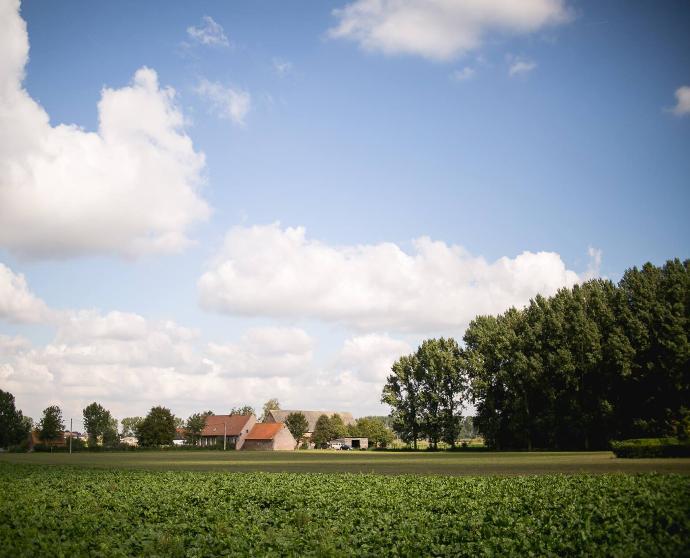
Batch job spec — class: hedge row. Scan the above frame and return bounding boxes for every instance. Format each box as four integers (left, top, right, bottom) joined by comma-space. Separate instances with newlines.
611, 438, 690, 458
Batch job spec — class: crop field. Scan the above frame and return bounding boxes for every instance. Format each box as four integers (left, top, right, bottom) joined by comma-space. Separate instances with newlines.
0, 463, 688, 557
2, 449, 690, 475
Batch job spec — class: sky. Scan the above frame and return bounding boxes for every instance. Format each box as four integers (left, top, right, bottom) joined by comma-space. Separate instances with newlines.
1, 0, 688, 430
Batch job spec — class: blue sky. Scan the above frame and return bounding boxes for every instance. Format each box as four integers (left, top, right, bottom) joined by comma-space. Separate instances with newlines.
1, 0, 688, 427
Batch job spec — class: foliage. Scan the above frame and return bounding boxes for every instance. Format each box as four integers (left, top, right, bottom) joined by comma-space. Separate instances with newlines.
0, 390, 31, 448
463, 259, 690, 450
38, 406, 64, 444
610, 438, 690, 458
260, 398, 280, 422
185, 411, 213, 445
284, 412, 309, 442
0, 464, 688, 556
136, 407, 176, 447
229, 405, 256, 416
120, 417, 143, 437
383, 338, 467, 449
312, 414, 347, 448
82, 402, 118, 447
348, 417, 394, 447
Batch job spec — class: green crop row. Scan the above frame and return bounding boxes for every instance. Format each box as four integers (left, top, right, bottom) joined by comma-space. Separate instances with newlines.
0, 463, 688, 557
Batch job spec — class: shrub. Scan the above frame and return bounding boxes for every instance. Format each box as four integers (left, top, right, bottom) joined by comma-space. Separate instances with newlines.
610, 437, 690, 458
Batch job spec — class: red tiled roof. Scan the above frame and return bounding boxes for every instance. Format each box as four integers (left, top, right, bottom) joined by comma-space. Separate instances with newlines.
201, 415, 253, 437
245, 423, 284, 440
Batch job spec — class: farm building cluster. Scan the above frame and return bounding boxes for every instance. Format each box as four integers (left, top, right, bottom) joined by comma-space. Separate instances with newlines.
30, 410, 366, 451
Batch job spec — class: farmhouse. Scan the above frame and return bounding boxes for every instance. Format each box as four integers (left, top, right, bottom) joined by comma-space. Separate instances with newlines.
265, 410, 355, 438
200, 414, 256, 449
241, 423, 297, 451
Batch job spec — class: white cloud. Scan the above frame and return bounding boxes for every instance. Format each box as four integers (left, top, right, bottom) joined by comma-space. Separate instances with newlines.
0, 2, 209, 258
335, 334, 411, 382
0, 266, 400, 425
207, 327, 314, 377
0, 263, 54, 323
196, 79, 251, 126
508, 58, 537, 76
272, 58, 293, 77
187, 16, 230, 47
452, 66, 475, 81
198, 223, 583, 333
670, 85, 690, 117
329, 0, 571, 61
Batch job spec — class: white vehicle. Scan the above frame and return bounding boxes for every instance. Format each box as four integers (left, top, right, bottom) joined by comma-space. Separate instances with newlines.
329, 441, 343, 450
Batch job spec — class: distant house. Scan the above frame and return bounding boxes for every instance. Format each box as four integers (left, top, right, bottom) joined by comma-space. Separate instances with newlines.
120, 436, 138, 447
200, 414, 256, 449
29, 430, 66, 449
265, 410, 355, 438
241, 423, 296, 451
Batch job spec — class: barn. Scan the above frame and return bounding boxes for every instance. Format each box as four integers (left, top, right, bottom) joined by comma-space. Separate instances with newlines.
241, 423, 296, 451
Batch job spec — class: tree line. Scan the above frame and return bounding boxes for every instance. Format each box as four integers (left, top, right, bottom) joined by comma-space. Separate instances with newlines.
1, 395, 396, 450
384, 259, 689, 450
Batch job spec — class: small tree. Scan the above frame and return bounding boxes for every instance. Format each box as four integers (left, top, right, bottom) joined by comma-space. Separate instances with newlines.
260, 398, 280, 422
186, 411, 213, 445
38, 405, 64, 445
349, 417, 394, 448
312, 414, 332, 448
121, 417, 143, 437
0, 390, 31, 448
229, 405, 255, 416
285, 412, 309, 443
136, 406, 176, 447
329, 414, 347, 439
312, 414, 347, 448
83, 402, 118, 447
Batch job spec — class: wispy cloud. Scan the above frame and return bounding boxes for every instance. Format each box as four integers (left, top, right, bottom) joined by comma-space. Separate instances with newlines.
508, 58, 537, 77
187, 16, 230, 47
196, 79, 251, 126
451, 66, 475, 82
272, 58, 293, 77
669, 85, 690, 117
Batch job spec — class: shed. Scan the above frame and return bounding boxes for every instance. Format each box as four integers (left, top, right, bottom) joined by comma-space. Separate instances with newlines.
241, 423, 296, 451
334, 437, 369, 449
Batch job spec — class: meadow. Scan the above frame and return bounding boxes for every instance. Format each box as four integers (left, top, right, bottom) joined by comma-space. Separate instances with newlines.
2, 449, 690, 475
0, 462, 688, 556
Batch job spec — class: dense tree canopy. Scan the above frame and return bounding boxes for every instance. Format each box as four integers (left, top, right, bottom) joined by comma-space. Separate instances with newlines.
136, 406, 176, 447
0, 390, 31, 448
284, 412, 309, 442
382, 259, 688, 451
82, 402, 118, 447
348, 417, 395, 447
383, 338, 467, 449
464, 259, 689, 450
312, 414, 347, 448
38, 405, 64, 444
